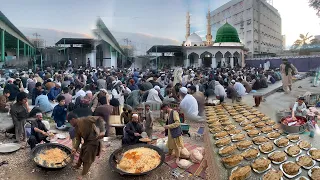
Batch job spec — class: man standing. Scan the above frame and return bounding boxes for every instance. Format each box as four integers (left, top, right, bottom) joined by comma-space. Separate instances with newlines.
87, 58, 91, 68
67, 59, 73, 72
28, 113, 50, 149
67, 113, 105, 178
94, 97, 113, 136
161, 103, 184, 164
10, 92, 30, 143
144, 104, 154, 138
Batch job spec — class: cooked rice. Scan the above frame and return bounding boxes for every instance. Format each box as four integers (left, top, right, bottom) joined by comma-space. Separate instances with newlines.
117, 147, 161, 173
34, 148, 68, 167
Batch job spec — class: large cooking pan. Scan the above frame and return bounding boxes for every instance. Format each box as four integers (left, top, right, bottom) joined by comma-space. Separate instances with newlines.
280, 116, 308, 134
109, 143, 165, 176
31, 143, 72, 169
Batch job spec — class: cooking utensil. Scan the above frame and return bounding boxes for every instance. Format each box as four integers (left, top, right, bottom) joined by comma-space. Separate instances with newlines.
280, 116, 307, 134
31, 143, 72, 169
0, 143, 21, 153
109, 144, 165, 176
55, 154, 72, 165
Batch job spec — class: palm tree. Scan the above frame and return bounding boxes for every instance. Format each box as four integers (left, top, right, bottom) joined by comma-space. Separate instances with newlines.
292, 33, 313, 49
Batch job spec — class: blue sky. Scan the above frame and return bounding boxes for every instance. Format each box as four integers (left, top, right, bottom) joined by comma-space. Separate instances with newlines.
0, 0, 319, 47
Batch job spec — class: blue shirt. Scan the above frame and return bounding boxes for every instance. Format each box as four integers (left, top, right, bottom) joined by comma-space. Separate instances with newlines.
52, 104, 67, 122
35, 95, 53, 113
48, 87, 61, 101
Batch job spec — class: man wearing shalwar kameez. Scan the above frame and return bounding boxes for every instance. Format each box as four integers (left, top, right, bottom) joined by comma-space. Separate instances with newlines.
280, 59, 298, 93
67, 113, 105, 178
161, 104, 184, 164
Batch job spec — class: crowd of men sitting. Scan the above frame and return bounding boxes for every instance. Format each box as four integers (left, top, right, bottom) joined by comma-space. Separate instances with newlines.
0, 65, 283, 148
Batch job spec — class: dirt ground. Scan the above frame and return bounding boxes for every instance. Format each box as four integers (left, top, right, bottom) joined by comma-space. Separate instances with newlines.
0, 121, 205, 180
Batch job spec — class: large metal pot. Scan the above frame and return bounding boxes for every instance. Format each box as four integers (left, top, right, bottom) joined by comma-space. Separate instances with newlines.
31, 143, 72, 169
280, 116, 308, 134
109, 143, 165, 176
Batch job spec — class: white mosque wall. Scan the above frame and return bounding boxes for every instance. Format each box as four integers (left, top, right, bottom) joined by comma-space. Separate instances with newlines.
184, 46, 245, 68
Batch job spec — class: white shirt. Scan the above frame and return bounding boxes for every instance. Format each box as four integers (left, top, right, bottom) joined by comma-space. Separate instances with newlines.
292, 102, 307, 116
112, 88, 124, 105
234, 82, 246, 96
179, 94, 198, 117
214, 81, 227, 97
75, 89, 85, 98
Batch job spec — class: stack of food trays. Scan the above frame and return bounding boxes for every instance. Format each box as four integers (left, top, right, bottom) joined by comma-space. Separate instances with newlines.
205, 103, 320, 180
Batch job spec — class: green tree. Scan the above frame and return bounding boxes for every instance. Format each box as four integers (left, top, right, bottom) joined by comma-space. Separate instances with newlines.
309, 0, 320, 17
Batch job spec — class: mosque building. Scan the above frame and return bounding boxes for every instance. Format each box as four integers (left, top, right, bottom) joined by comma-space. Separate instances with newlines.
146, 9, 248, 69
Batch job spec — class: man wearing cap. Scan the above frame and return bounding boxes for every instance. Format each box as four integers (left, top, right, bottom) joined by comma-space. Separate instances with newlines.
179, 87, 199, 120
28, 113, 51, 149
157, 74, 168, 87
292, 97, 308, 119
48, 82, 61, 101
231, 79, 246, 102
68, 113, 105, 178
122, 114, 143, 146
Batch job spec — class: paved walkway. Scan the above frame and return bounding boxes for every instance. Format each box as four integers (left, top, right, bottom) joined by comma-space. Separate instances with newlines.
242, 77, 318, 120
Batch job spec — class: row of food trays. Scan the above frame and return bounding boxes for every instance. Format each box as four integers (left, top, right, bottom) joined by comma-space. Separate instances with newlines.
205, 104, 320, 180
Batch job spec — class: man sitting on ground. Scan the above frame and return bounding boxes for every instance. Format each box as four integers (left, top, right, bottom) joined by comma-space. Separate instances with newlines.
28, 113, 51, 149
122, 114, 143, 146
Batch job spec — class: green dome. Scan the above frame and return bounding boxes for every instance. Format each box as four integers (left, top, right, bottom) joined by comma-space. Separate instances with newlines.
215, 22, 240, 43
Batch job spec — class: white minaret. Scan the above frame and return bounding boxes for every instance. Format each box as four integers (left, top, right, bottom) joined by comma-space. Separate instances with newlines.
186, 11, 190, 40
206, 8, 213, 46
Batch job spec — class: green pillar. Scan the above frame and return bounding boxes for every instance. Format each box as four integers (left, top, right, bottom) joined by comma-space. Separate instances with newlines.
24, 43, 26, 56
1, 29, 5, 62
16, 39, 20, 60
27, 46, 30, 57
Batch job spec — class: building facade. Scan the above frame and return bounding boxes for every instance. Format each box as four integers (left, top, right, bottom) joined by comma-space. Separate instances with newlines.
211, 0, 282, 57
147, 10, 247, 69
0, 11, 35, 68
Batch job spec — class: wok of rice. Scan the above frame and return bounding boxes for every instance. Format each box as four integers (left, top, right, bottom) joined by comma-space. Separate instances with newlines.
34, 148, 69, 168
117, 147, 161, 173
